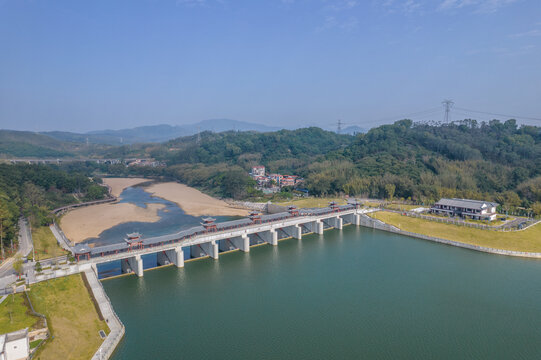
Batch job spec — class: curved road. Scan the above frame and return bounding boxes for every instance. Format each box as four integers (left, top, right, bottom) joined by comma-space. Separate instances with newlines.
0, 218, 33, 289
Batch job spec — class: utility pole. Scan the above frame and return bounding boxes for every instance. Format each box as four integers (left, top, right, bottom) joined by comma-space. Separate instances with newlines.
442, 99, 454, 123
336, 119, 343, 134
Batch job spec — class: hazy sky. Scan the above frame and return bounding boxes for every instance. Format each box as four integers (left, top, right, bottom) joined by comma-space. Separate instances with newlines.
1, 0, 540, 132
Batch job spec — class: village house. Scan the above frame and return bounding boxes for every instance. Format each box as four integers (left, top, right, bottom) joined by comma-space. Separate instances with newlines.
251, 165, 265, 177
430, 198, 499, 221
250, 166, 305, 192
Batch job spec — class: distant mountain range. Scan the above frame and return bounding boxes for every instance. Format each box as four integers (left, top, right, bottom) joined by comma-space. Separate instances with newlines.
41, 119, 283, 145
0, 119, 366, 158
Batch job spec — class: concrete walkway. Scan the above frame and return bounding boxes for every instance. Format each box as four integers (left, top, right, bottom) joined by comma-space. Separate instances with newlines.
85, 269, 125, 360
49, 223, 73, 252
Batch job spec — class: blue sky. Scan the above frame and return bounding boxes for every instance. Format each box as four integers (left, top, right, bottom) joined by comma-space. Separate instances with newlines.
0, 0, 540, 132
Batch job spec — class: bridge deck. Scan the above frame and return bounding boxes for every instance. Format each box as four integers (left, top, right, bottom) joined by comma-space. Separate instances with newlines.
77, 206, 364, 265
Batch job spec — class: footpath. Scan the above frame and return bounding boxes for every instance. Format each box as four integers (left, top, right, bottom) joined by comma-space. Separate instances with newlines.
85, 268, 125, 360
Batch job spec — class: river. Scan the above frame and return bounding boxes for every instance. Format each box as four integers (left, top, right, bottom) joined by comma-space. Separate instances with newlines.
102, 224, 541, 359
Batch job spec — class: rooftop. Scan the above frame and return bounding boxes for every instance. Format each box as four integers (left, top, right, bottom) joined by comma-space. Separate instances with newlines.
434, 198, 499, 210
73, 243, 91, 254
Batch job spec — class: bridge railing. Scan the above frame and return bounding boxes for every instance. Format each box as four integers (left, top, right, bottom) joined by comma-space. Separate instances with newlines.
81, 207, 361, 263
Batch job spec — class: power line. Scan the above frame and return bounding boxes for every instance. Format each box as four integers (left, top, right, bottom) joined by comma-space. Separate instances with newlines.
351, 107, 442, 126
454, 107, 541, 122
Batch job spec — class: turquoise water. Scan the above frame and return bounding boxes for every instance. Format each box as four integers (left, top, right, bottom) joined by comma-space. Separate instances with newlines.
85, 187, 233, 247
88, 186, 237, 278
103, 225, 541, 359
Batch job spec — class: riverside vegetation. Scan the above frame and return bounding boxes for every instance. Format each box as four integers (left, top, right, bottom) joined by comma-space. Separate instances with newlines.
100, 119, 540, 214
1, 119, 540, 254
0, 164, 108, 258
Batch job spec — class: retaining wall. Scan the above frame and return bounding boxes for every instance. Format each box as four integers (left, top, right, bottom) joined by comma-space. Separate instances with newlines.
359, 214, 541, 259
85, 269, 125, 360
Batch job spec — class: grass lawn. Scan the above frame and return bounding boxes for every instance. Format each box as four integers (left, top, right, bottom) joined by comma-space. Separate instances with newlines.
370, 211, 541, 252
384, 203, 424, 211
0, 293, 40, 334
32, 226, 66, 261
276, 197, 347, 208
28, 274, 108, 360
30, 339, 44, 349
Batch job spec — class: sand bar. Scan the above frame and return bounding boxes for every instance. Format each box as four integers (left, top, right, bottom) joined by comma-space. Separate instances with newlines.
60, 202, 165, 244
103, 177, 150, 197
145, 182, 249, 217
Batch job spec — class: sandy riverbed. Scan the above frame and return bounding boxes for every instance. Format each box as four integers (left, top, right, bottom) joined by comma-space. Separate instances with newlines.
145, 182, 249, 217
60, 202, 165, 244
103, 177, 150, 197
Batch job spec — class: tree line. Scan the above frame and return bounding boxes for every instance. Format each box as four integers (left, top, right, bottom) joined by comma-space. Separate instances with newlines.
0, 163, 108, 256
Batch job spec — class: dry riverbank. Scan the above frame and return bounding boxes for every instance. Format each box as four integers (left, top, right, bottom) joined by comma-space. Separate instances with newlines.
60, 202, 165, 244
102, 177, 150, 197
145, 182, 249, 217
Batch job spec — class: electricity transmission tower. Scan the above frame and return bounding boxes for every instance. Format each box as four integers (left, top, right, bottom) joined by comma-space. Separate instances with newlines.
336, 119, 343, 134
196, 126, 201, 144
442, 100, 454, 123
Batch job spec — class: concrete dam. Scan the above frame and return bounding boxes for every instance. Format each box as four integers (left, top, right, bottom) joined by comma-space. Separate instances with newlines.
73, 203, 374, 277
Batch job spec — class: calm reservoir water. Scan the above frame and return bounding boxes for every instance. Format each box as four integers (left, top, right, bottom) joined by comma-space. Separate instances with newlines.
103, 225, 541, 359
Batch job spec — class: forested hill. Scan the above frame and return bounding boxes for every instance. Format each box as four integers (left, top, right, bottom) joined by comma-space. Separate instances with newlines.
0, 164, 109, 253
0, 130, 112, 158
308, 119, 540, 208
154, 127, 353, 166
1, 121, 539, 212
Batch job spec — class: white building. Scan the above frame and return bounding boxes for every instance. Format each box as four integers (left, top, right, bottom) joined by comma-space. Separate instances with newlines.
0, 329, 29, 360
431, 198, 498, 221
251, 166, 265, 177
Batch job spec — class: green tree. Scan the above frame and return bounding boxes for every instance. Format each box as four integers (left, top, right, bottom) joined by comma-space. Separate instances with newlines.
13, 254, 23, 277
532, 202, 541, 217
384, 184, 396, 201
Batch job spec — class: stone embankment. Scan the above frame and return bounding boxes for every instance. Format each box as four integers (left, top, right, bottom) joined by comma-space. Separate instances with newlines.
224, 200, 268, 212
84, 268, 125, 360
359, 214, 541, 259
51, 183, 116, 216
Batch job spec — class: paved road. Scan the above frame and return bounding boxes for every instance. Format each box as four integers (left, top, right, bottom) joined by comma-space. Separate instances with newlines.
18, 218, 33, 257
0, 218, 34, 289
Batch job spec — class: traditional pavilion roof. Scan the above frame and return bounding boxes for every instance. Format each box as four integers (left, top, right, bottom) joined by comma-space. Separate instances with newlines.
73, 243, 91, 254
126, 232, 141, 239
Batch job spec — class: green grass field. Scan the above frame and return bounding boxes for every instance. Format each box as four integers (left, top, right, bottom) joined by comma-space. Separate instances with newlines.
0, 293, 40, 334
276, 197, 347, 208
384, 203, 424, 211
32, 226, 66, 261
370, 211, 541, 252
28, 274, 108, 360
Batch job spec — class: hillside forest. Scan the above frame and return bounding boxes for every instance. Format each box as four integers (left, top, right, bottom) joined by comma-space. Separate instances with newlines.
0, 164, 108, 256
1, 119, 540, 253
